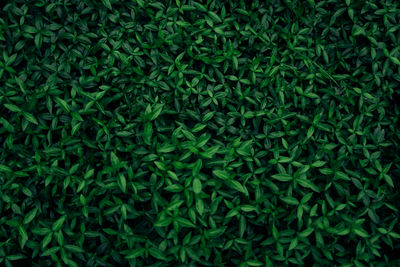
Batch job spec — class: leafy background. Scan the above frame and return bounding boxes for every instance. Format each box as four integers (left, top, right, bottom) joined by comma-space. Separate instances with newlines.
0, 0, 400, 266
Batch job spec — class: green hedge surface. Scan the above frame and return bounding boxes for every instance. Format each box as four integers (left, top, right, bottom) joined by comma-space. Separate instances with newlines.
1, 0, 400, 266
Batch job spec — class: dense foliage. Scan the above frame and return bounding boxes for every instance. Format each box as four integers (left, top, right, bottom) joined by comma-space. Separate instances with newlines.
1, 0, 400, 266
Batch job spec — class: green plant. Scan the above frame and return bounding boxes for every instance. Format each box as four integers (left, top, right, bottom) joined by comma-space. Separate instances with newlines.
0, 0, 399, 266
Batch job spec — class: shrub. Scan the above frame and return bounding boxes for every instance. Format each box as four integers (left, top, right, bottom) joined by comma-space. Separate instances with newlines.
0, 0, 400, 266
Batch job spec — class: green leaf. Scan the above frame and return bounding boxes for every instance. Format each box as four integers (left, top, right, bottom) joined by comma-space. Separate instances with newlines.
158, 143, 176, 153
389, 232, 400, 238
54, 97, 71, 113
144, 122, 153, 144
52, 215, 67, 231
247, 260, 264, 266
101, 0, 112, 10
23, 25, 38, 34
208, 11, 222, 23
18, 226, 28, 248
202, 111, 215, 122
164, 184, 184, 192
150, 104, 164, 120
280, 196, 299, 205
213, 170, 230, 180
41, 247, 60, 257
237, 140, 253, 156
289, 237, 298, 250
4, 103, 22, 113
192, 178, 202, 194
64, 245, 85, 253
0, 117, 15, 132
384, 174, 394, 187
271, 174, 293, 182
353, 227, 370, 238
167, 171, 179, 181
23, 208, 38, 224
306, 126, 315, 140
42, 232, 53, 248
352, 25, 365, 36
200, 145, 219, 158
311, 161, 326, 167
335, 171, 351, 181
192, 123, 206, 133
227, 180, 249, 196
110, 152, 120, 167
126, 248, 146, 259
207, 227, 227, 238
0, 164, 12, 173
118, 174, 127, 193
299, 228, 314, 238
297, 178, 320, 192
390, 57, 400, 65
6, 255, 26, 261
22, 112, 38, 125
149, 248, 167, 261
175, 217, 196, 228
154, 218, 172, 227
167, 200, 184, 211
196, 199, 204, 215
116, 131, 134, 137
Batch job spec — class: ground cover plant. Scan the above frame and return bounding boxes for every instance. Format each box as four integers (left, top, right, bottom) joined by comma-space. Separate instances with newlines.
1, 0, 400, 266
